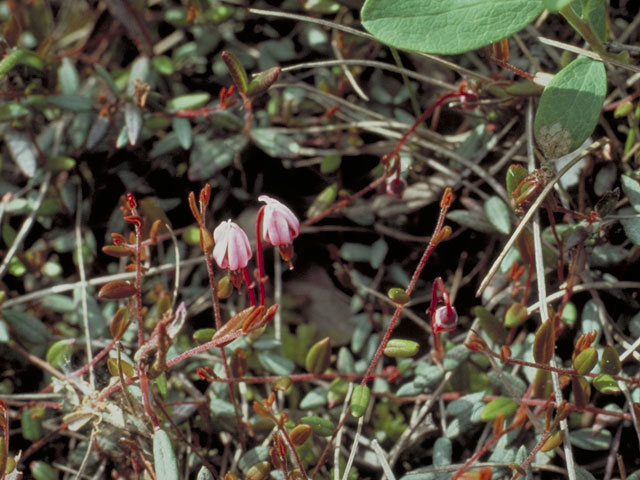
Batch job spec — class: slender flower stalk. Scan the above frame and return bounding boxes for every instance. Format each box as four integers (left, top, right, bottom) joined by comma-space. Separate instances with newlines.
255, 195, 300, 305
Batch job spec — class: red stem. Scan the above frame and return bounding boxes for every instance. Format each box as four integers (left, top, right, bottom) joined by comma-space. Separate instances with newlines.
360, 189, 452, 385
203, 247, 246, 450
242, 266, 257, 306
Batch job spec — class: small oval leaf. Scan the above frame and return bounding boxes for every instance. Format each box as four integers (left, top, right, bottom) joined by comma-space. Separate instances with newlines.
305, 337, 331, 375
533, 319, 555, 364
384, 338, 419, 358
601, 345, 622, 375
350, 384, 370, 418
534, 57, 607, 158
480, 396, 518, 422
300, 416, 334, 436
98, 280, 137, 300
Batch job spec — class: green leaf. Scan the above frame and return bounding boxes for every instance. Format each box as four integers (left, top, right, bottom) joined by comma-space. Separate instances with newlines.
1, 309, 50, 345
172, 117, 192, 150
361, 0, 544, 55
46, 339, 74, 369
320, 154, 341, 173
58, 58, 79, 95
350, 384, 370, 418
0, 102, 29, 121
433, 437, 452, 466
299, 386, 328, 409
484, 196, 512, 234
196, 466, 214, 480
152, 55, 175, 75
48, 94, 92, 112
570, 427, 611, 451
257, 352, 295, 375
124, 102, 142, 146
301, 416, 334, 436
621, 174, 640, 213
384, 339, 419, 357
574, 467, 597, 480
127, 56, 150, 97
153, 429, 179, 480
251, 128, 300, 158
480, 396, 518, 421
3, 129, 37, 178
593, 373, 620, 394
534, 57, 606, 158
474, 306, 507, 345
30, 461, 57, 480
543, 0, 574, 11
167, 93, 210, 111
619, 207, 640, 245
22, 407, 43, 441
447, 209, 496, 234
506, 164, 529, 197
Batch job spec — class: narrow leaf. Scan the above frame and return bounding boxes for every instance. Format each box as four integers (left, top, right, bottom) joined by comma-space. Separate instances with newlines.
153, 429, 179, 480
533, 319, 555, 364
124, 102, 143, 146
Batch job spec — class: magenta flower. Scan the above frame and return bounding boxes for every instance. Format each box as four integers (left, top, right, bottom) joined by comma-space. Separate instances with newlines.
259, 194, 299, 242
212, 220, 252, 272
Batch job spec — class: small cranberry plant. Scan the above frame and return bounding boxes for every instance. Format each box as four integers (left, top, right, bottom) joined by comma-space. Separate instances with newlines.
1, 1, 640, 480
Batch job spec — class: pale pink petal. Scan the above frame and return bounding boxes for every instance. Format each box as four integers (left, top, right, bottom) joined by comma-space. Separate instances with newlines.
212, 220, 252, 271
259, 195, 299, 246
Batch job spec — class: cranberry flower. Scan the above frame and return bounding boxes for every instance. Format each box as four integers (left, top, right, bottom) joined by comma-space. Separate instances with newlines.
258, 195, 299, 262
213, 220, 252, 287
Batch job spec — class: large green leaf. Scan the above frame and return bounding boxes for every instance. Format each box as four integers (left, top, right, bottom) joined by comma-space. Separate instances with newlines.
361, 0, 544, 54
534, 57, 606, 158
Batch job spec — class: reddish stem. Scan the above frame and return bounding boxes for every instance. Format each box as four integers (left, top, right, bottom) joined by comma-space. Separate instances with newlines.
360, 188, 453, 385
242, 266, 257, 306
203, 246, 246, 450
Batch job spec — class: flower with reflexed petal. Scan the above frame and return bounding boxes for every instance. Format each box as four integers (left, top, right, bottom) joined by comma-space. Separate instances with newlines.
258, 195, 300, 262
213, 220, 252, 286
432, 305, 458, 334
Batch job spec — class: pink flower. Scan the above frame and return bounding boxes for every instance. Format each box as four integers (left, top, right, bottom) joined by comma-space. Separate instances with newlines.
212, 220, 252, 272
258, 195, 299, 247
